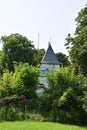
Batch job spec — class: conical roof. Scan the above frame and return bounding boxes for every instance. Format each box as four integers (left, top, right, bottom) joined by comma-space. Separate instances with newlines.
41, 43, 62, 65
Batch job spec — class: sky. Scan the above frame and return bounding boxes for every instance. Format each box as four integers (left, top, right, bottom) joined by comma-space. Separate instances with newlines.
0, 0, 87, 55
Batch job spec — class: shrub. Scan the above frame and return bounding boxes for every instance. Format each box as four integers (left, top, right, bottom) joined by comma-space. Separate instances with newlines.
39, 67, 87, 125
12, 63, 39, 98
0, 63, 39, 98
0, 70, 13, 97
0, 63, 39, 120
0, 106, 18, 121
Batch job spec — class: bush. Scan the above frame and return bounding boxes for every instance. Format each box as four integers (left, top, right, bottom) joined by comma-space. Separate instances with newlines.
0, 63, 39, 99
39, 67, 87, 125
0, 70, 13, 97
0, 105, 45, 121
0, 63, 39, 120
12, 63, 39, 99
0, 106, 18, 121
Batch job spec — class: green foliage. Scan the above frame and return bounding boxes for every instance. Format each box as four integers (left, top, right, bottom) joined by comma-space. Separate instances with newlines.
0, 63, 39, 117
0, 70, 13, 97
0, 106, 18, 121
65, 5, 87, 76
56, 52, 69, 66
0, 33, 36, 71
12, 63, 39, 98
33, 49, 45, 65
0, 63, 39, 98
0, 105, 44, 121
39, 67, 87, 125
83, 91, 87, 112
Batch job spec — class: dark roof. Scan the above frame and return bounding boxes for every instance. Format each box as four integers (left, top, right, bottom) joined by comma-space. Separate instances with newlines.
41, 43, 62, 65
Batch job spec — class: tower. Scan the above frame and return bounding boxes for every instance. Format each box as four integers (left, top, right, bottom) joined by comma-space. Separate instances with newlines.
40, 42, 62, 73
39, 43, 62, 88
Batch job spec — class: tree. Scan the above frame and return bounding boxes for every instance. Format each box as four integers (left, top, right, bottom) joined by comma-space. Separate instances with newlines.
65, 5, 87, 76
33, 48, 45, 66
56, 52, 69, 66
0, 33, 36, 71
37, 49, 45, 64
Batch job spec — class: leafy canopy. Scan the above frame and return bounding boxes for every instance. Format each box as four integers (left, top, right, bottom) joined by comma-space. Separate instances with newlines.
0, 33, 36, 71
65, 5, 87, 76
56, 52, 69, 66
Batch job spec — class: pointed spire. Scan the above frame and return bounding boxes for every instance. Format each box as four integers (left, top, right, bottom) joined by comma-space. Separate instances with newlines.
41, 43, 62, 65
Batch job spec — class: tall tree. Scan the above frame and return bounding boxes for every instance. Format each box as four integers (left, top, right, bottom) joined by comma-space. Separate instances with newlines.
56, 52, 69, 66
65, 5, 87, 76
0, 33, 35, 71
33, 48, 45, 66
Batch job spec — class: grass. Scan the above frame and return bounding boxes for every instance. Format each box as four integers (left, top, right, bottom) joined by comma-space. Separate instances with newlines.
0, 121, 87, 130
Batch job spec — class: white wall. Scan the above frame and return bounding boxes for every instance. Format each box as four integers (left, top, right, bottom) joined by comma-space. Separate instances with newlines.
40, 64, 60, 71
39, 63, 60, 88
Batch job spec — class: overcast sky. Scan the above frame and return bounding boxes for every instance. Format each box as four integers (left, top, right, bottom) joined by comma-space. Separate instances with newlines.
0, 0, 87, 54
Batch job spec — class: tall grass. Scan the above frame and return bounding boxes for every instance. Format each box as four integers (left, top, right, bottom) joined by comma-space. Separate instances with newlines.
0, 121, 87, 130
